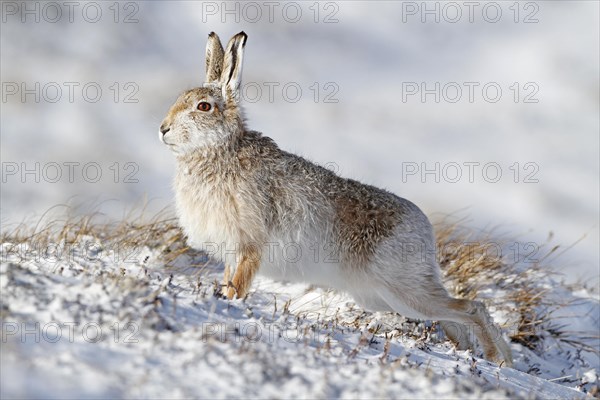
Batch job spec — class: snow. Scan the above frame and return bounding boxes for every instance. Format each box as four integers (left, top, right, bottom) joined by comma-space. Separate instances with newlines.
1, 237, 598, 398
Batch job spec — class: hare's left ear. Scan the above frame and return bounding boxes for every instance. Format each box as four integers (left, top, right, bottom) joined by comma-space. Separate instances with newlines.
221, 31, 247, 104
205, 32, 225, 83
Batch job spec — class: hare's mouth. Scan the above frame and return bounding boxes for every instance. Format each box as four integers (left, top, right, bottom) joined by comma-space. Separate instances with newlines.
159, 131, 174, 147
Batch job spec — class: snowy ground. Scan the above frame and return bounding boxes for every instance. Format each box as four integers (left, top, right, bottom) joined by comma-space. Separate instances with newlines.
1, 225, 598, 399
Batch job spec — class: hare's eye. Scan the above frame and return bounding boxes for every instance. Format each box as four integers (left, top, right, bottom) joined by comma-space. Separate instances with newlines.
197, 102, 212, 112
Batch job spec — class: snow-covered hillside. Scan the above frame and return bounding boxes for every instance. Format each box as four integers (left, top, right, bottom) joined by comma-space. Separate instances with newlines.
1, 216, 598, 398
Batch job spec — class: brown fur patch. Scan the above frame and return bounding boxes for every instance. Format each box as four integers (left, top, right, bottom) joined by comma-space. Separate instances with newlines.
332, 181, 405, 266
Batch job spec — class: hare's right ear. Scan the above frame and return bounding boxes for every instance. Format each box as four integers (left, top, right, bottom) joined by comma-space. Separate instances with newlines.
205, 32, 225, 83
220, 31, 247, 104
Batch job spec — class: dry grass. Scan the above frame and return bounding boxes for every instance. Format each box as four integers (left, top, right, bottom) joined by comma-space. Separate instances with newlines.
1, 205, 200, 268
434, 219, 597, 355
1, 208, 597, 358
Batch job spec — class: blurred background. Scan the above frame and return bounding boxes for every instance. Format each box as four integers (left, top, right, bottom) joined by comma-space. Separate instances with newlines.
1, 1, 598, 284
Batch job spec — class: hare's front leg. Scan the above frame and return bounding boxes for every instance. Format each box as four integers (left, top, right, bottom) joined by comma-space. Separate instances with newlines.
226, 248, 261, 299
222, 265, 232, 297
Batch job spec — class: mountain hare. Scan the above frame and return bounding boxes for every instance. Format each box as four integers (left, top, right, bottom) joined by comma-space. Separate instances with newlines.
159, 32, 513, 367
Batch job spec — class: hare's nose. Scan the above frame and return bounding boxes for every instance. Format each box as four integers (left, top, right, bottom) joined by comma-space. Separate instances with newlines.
160, 124, 171, 135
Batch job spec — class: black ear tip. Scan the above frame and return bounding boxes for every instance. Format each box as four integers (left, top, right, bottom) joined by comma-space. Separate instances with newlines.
238, 31, 248, 44
208, 32, 216, 38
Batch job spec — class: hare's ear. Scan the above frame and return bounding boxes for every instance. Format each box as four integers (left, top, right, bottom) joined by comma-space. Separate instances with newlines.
220, 31, 247, 104
205, 32, 225, 83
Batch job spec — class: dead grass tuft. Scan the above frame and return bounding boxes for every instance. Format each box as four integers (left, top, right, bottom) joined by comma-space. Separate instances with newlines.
434, 219, 597, 356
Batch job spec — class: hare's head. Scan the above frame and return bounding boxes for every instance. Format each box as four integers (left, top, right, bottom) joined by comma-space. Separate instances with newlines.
159, 32, 247, 154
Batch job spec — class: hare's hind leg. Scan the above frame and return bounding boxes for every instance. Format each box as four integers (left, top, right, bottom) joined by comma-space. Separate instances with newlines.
378, 284, 512, 367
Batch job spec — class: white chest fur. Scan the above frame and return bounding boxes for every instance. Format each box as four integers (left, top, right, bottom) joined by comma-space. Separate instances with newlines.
174, 168, 242, 263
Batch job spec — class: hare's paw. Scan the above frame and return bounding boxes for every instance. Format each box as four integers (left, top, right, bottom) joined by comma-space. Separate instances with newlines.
494, 336, 514, 368
440, 321, 473, 351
